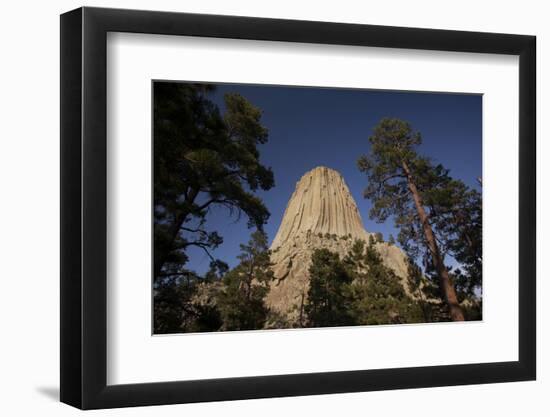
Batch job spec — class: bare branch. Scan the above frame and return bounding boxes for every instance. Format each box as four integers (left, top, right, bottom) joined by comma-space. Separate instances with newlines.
184, 241, 216, 261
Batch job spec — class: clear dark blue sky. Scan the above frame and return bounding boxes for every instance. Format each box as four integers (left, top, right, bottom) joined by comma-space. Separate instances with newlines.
186, 83, 482, 274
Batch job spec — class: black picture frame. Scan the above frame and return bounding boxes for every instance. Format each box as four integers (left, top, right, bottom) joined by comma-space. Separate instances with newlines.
60, 6, 536, 410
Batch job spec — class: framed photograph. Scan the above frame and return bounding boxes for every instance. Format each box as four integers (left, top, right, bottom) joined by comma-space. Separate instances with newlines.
60, 6, 536, 409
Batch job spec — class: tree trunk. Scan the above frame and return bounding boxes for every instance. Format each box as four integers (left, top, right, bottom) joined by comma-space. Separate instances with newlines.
154, 210, 187, 281
402, 161, 465, 321
299, 292, 305, 327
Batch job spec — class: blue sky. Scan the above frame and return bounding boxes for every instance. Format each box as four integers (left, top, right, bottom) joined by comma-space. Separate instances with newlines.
185, 83, 482, 274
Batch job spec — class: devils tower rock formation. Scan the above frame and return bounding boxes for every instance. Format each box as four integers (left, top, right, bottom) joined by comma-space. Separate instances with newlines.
266, 166, 410, 323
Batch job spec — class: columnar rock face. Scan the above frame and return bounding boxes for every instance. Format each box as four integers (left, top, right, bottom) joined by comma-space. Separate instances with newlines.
266, 166, 410, 323
271, 166, 370, 247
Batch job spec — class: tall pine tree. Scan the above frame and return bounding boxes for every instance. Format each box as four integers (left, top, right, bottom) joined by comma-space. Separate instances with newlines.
357, 118, 466, 321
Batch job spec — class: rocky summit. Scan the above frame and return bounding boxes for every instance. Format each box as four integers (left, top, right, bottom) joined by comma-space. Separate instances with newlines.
266, 166, 411, 323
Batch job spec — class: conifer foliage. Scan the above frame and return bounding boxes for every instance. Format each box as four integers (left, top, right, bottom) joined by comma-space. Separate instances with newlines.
358, 118, 482, 321
153, 83, 274, 333
304, 239, 423, 327
217, 231, 275, 330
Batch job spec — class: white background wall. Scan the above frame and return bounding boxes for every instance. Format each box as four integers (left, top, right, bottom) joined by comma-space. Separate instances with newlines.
0, 0, 546, 415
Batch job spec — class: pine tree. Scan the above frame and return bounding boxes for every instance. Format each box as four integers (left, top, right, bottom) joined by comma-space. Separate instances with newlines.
346, 240, 423, 325
153, 83, 274, 332
304, 240, 422, 327
358, 118, 466, 321
217, 231, 275, 330
429, 181, 482, 298
305, 249, 355, 328
153, 83, 274, 282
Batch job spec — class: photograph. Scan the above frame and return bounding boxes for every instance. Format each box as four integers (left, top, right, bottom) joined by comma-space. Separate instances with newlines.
152, 81, 482, 334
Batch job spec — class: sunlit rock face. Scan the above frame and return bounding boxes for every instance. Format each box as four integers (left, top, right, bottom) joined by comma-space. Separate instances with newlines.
270, 166, 370, 247
266, 166, 410, 324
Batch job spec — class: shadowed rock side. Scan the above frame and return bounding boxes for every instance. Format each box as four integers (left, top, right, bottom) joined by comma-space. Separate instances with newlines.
266, 166, 411, 324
